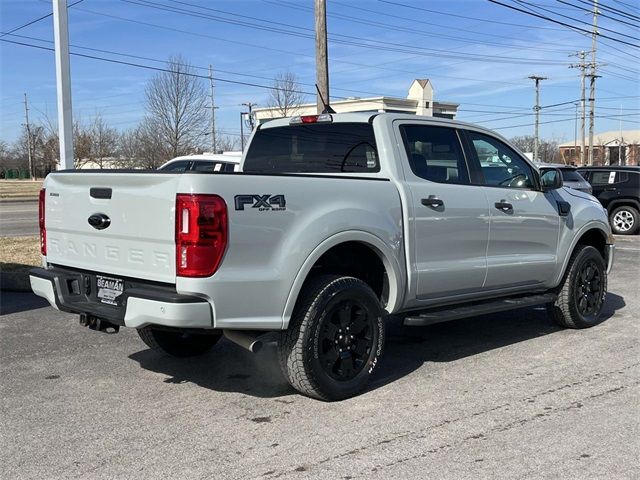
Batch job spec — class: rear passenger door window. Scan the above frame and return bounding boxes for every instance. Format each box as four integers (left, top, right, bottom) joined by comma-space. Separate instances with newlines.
466, 131, 535, 189
192, 161, 224, 172
400, 125, 469, 184
590, 170, 628, 185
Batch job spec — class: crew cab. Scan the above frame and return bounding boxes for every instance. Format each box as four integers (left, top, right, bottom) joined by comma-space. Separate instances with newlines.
30, 113, 614, 400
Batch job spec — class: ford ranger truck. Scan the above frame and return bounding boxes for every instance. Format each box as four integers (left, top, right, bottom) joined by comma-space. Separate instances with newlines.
30, 113, 615, 401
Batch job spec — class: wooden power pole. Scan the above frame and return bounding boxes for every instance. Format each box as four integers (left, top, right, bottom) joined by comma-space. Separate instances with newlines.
208, 65, 218, 153
23, 93, 35, 180
570, 51, 587, 165
315, 0, 329, 114
588, 0, 599, 165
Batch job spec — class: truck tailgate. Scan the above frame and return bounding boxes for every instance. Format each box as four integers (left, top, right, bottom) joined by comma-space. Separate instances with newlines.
43, 173, 179, 283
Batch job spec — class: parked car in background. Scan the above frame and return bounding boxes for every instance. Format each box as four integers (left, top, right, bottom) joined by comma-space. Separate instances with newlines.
535, 163, 592, 194
578, 166, 640, 235
159, 152, 242, 173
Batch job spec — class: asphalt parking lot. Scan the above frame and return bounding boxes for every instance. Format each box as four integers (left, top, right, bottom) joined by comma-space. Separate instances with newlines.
1, 236, 638, 480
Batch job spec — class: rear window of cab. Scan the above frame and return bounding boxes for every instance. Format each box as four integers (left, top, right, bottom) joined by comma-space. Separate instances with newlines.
243, 123, 379, 173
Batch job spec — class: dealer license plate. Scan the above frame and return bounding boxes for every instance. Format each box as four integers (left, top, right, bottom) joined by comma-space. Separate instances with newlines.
96, 275, 124, 306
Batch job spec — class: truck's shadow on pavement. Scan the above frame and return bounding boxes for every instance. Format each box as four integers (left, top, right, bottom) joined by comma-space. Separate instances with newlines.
129, 292, 625, 399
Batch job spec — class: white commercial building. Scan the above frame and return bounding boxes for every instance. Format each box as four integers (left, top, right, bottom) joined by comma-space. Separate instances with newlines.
253, 79, 459, 124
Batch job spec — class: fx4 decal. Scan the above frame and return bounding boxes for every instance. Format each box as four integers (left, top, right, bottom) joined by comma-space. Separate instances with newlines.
234, 194, 286, 211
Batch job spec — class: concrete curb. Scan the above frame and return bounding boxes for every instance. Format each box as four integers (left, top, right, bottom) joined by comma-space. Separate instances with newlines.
0, 271, 32, 292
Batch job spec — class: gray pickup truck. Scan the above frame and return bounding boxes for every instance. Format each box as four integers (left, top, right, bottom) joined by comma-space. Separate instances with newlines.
30, 113, 614, 400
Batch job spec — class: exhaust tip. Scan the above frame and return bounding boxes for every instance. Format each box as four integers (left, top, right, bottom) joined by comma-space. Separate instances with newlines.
223, 330, 266, 354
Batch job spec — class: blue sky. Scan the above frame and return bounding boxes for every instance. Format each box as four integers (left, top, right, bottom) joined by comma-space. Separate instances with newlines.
1, 0, 639, 146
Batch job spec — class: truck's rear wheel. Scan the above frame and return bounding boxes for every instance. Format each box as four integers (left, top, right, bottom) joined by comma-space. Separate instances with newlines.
137, 326, 221, 357
278, 275, 385, 401
548, 245, 607, 329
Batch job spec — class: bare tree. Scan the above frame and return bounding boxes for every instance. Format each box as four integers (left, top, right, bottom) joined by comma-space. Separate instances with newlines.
510, 135, 536, 154
266, 72, 306, 118
510, 135, 560, 163
88, 114, 119, 168
145, 54, 208, 158
120, 118, 167, 169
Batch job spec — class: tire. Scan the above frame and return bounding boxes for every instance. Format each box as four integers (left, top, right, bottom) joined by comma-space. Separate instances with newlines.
548, 245, 607, 329
609, 205, 639, 235
278, 275, 385, 401
137, 326, 221, 357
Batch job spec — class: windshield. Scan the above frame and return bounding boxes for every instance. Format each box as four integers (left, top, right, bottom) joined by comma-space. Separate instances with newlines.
560, 169, 586, 182
244, 123, 379, 173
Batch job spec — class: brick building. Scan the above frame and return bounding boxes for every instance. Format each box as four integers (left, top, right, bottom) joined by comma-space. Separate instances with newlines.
559, 130, 640, 166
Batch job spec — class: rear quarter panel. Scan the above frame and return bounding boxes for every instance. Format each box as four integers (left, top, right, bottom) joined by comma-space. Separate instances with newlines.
175, 173, 404, 329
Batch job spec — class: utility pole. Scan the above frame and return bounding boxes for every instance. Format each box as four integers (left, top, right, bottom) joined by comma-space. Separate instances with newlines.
241, 102, 257, 129
208, 65, 218, 153
315, 0, 330, 114
588, 0, 599, 165
240, 111, 245, 151
528, 75, 547, 163
570, 51, 587, 165
52, 0, 74, 169
618, 104, 623, 165
573, 102, 578, 165
23, 93, 35, 180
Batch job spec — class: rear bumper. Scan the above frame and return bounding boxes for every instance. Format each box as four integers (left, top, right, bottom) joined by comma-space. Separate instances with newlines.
29, 267, 212, 329
605, 243, 615, 274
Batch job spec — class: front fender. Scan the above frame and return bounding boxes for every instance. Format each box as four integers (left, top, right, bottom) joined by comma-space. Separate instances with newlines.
552, 220, 611, 287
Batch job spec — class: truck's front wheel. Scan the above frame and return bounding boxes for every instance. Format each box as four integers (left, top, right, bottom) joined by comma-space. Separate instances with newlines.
278, 275, 385, 401
137, 326, 221, 357
548, 245, 607, 329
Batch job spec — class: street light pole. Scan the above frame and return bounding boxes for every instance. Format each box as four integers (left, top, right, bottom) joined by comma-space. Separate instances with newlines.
52, 0, 74, 169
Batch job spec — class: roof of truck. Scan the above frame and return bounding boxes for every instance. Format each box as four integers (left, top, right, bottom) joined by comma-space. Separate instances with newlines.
258, 112, 489, 131
256, 112, 513, 149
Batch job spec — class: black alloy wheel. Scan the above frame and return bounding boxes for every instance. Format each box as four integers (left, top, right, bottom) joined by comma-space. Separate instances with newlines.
574, 259, 604, 317
318, 300, 375, 381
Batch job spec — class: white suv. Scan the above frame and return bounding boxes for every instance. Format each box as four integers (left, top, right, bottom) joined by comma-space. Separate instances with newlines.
159, 152, 242, 173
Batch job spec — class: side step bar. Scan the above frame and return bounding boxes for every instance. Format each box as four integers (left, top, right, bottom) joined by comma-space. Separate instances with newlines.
403, 293, 557, 327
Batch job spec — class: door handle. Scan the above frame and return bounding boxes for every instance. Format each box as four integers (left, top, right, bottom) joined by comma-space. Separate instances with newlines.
422, 196, 444, 208
494, 200, 513, 212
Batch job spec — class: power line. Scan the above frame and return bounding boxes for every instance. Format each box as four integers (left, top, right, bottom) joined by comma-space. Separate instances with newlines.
379, 0, 567, 30
514, 0, 640, 41
487, 0, 640, 47
72, 5, 574, 89
121, 0, 571, 65
573, 0, 640, 22
0, 37, 323, 97
267, 0, 575, 54
0, 0, 85, 38
558, 0, 640, 26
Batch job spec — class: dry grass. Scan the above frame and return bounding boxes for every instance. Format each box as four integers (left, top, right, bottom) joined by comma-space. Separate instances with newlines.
0, 236, 41, 272
0, 180, 43, 199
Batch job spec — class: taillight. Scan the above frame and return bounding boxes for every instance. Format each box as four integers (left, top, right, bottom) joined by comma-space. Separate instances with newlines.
175, 194, 228, 277
39, 188, 46, 255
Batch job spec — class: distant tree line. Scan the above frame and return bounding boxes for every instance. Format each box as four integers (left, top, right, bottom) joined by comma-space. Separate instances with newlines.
0, 55, 244, 177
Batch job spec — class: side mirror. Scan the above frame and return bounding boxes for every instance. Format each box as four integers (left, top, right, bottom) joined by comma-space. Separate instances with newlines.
539, 167, 563, 192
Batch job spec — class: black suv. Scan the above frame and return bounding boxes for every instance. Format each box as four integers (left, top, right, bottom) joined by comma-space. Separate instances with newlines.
578, 166, 640, 235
